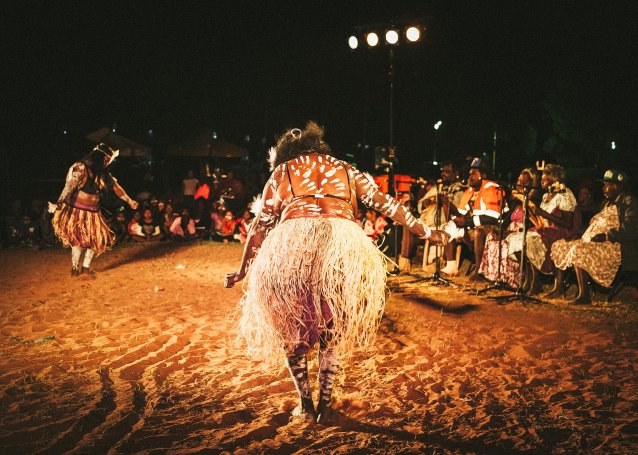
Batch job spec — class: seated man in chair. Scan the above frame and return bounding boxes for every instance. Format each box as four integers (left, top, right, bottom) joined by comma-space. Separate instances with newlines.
439, 157, 505, 280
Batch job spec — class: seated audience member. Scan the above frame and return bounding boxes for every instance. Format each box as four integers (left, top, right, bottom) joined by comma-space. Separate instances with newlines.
218, 210, 237, 243
547, 169, 638, 304
170, 207, 196, 240
440, 157, 504, 280
31, 199, 55, 248
400, 162, 467, 269
132, 208, 164, 242
524, 164, 581, 294
110, 210, 131, 244
363, 209, 388, 243
162, 201, 175, 238
15, 213, 41, 248
4, 214, 21, 249
234, 209, 252, 243
479, 168, 541, 288
577, 184, 597, 227
193, 198, 211, 239
128, 210, 142, 238
210, 201, 225, 235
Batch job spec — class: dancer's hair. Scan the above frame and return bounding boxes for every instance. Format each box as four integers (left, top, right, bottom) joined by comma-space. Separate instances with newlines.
81, 146, 114, 192
268, 121, 330, 170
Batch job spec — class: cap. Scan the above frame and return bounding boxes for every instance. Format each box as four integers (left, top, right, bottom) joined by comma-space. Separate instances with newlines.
469, 157, 488, 173
599, 169, 628, 184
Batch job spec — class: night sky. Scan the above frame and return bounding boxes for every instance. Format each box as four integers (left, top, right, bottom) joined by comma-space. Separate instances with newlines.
4, 1, 638, 182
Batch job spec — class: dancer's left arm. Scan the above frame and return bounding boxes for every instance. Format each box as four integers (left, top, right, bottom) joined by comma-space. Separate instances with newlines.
225, 167, 283, 288
110, 176, 139, 210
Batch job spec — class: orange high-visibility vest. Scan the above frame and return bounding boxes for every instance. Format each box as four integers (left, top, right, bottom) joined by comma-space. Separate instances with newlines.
457, 179, 504, 226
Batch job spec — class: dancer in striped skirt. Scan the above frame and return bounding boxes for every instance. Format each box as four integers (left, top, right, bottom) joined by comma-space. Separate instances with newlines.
51, 143, 138, 276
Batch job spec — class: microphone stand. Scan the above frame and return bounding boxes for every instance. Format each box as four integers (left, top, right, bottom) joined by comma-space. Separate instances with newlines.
475, 186, 510, 294
419, 180, 454, 286
489, 186, 544, 305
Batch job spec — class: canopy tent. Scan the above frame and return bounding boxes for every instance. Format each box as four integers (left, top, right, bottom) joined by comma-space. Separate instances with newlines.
86, 127, 152, 157
168, 131, 248, 158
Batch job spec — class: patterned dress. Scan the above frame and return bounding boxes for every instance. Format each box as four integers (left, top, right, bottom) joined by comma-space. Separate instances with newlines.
550, 204, 621, 287
509, 188, 580, 274
479, 205, 525, 288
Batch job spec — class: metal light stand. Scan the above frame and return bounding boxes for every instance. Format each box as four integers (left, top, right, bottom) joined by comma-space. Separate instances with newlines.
386, 46, 401, 273
489, 186, 545, 305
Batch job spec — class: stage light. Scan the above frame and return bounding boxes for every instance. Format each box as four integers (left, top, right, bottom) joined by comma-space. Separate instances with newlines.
366, 32, 379, 47
434, 120, 442, 130
406, 26, 421, 42
385, 29, 399, 45
348, 35, 359, 50
611, 141, 616, 150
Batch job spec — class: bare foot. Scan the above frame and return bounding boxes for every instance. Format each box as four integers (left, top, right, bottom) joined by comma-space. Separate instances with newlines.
316, 399, 333, 424
291, 398, 316, 421
571, 293, 591, 305
544, 288, 565, 299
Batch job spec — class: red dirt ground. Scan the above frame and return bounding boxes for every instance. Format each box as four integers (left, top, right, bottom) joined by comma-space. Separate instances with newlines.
1, 242, 637, 454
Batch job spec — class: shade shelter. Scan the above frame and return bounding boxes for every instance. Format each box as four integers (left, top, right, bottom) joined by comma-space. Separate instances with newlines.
86, 127, 152, 157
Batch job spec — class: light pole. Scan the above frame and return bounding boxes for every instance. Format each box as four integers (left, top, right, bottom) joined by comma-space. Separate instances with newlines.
348, 23, 424, 185
348, 22, 424, 266
433, 120, 442, 165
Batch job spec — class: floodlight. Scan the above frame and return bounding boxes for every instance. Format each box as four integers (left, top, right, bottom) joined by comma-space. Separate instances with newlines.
385, 29, 399, 45
348, 35, 358, 50
406, 26, 421, 42
366, 32, 379, 47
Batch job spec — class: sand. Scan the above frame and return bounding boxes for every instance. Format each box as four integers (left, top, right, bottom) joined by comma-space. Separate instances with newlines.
1, 242, 637, 454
